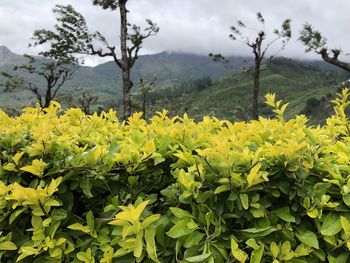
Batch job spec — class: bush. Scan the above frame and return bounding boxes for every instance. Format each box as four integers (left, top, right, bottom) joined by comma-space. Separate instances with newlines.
1, 90, 350, 262
303, 97, 321, 115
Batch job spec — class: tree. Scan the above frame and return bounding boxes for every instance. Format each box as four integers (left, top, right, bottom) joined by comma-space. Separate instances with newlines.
32, 2, 159, 120
137, 77, 156, 119
77, 88, 99, 115
299, 23, 350, 73
211, 13, 291, 120
1, 54, 76, 108
59, 86, 99, 114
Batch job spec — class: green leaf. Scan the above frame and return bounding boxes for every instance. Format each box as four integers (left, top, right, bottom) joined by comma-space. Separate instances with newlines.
166, 219, 193, 238
127, 176, 139, 186
214, 185, 230, 194
170, 207, 193, 219
50, 247, 63, 258
16, 252, 34, 262
145, 227, 160, 263
86, 210, 94, 231
250, 245, 264, 263
340, 216, 350, 237
320, 213, 342, 236
184, 231, 205, 248
80, 177, 93, 198
0, 241, 17, 250
185, 253, 212, 262
270, 242, 279, 258
67, 223, 91, 233
295, 228, 319, 249
142, 214, 161, 229
293, 244, 312, 257
343, 194, 350, 207
241, 226, 279, 238
281, 241, 293, 260
240, 194, 249, 210
246, 238, 259, 250
231, 238, 248, 263
9, 208, 26, 224
77, 252, 90, 262
51, 209, 68, 221
273, 207, 295, 222
134, 233, 143, 258
327, 253, 349, 263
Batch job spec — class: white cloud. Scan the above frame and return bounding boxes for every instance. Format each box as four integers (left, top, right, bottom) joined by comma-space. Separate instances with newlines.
0, 0, 349, 65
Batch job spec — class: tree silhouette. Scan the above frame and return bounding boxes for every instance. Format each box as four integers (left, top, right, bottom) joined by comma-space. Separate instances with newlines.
32, 2, 159, 119
211, 12, 291, 119
300, 23, 350, 73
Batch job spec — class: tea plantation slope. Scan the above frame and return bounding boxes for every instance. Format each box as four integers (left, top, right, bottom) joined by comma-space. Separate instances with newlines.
1, 91, 350, 262
169, 58, 349, 123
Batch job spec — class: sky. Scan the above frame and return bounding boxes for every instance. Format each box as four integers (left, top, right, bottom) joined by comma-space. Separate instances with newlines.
0, 0, 349, 66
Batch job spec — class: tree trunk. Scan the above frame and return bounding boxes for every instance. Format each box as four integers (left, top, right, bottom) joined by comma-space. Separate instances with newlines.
142, 92, 146, 119
119, 0, 132, 120
122, 70, 132, 119
44, 87, 52, 108
252, 62, 260, 120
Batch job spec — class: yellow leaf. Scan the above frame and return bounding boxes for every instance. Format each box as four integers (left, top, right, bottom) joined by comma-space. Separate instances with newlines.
3, 163, 17, 171
247, 163, 261, 186
307, 209, 318, 219
20, 159, 47, 177
132, 200, 150, 222
47, 177, 62, 196
0, 181, 8, 195
108, 219, 131, 227
7, 184, 39, 203
341, 216, 350, 237
116, 211, 133, 222
230, 238, 247, 262
122, 225, 136, 239
12, 152, 25, 165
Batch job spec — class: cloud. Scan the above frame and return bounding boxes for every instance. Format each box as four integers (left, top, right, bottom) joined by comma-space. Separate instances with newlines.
1, 0, 349, 66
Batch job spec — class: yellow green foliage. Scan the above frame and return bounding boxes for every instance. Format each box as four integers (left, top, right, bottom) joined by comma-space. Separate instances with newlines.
1, 90, 350, 261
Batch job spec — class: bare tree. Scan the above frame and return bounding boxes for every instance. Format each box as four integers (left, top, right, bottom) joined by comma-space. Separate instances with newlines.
1, 55, 76, 108
300, 23, 350, 73
137, 77, 156, 119
32, 2, 159, 120
211, 13, 291, 120
77, 87, 98, 115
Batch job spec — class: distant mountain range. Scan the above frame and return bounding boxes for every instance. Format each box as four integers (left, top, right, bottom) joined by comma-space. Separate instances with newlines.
0, 46, 253, 109
0, 45, 349, 123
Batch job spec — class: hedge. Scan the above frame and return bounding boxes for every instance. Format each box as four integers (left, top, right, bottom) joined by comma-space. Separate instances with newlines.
1, 90, 350, 262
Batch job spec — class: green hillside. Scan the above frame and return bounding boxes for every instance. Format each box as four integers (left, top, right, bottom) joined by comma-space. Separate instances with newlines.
147, 57, 349, 123
1, 46, 349, 123
0, 47, 249, 111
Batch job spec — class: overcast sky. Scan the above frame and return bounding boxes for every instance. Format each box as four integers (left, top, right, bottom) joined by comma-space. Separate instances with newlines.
0, 0, 349, 66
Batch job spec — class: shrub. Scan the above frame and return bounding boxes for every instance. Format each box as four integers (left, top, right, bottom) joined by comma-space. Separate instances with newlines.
1, 90, 350, 262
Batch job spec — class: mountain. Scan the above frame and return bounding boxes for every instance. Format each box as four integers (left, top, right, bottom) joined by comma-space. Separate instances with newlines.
0, 46, 349, 123
0, 47, 251, 110
0, 46, 17, 61
70, 52, 253, 97
147, 57, 349, 123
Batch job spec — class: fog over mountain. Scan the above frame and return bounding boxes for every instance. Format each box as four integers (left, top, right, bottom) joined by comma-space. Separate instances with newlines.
1, 0, 350, 66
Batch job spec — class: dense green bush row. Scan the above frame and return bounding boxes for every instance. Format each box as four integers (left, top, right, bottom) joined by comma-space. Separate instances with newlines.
1, 91, 350, 262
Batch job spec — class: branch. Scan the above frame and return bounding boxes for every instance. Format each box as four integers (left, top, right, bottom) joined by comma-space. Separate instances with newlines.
28, 83, 43, 107
128, 20, 159, 67
52, 65, 77, 100
319, 48, 350, 72
89, 45, 122, 69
